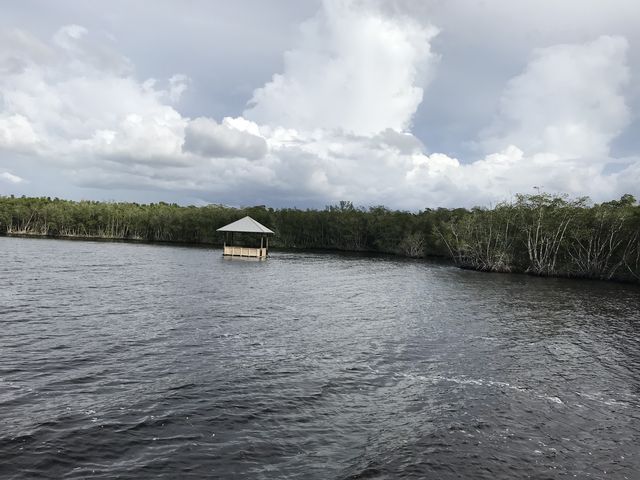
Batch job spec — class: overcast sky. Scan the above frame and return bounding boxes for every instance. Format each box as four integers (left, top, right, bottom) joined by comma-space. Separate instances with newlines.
1, 0, 639, 209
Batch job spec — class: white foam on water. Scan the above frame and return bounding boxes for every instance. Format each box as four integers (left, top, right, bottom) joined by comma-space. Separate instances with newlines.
576, 391, 630, 408
396, 372, 565, 405
403, 372, 639, 408
546, 396, 563, 404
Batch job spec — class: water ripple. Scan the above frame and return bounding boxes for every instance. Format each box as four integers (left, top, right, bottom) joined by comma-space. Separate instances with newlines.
1, 237, 639, 479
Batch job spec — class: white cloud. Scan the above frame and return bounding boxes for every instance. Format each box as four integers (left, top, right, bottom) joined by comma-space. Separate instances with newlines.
183, 117, 267, 160
168, 74, 189, 103
53, 24, 88, 50
244, 0, 439, 135
0, 4, 638, 209
1, 171, 24, 184
0, 113, 39, 151
70, 105, 188, 166
243, 31, 637, 207
481, 36, 630, 159
0, 25, 189, 166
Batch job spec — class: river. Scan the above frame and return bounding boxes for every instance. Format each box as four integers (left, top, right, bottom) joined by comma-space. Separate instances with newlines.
1, 236, 639, 479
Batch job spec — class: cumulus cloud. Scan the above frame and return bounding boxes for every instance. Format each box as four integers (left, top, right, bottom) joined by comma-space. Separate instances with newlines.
244, 0, 439, 135
168, 74, 189, 103
481, 36, 630, 159
184, 117, 267, 160
0, 1, 638, 209
391, 34, 636, 207
0, 114, 39, 151
1, 171, 24, 184
0, 25, 188, 166
53, 24, 88, 50
247, 30, 637, 207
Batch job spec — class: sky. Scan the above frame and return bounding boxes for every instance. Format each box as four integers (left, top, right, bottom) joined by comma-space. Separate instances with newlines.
1, 0, 639, 209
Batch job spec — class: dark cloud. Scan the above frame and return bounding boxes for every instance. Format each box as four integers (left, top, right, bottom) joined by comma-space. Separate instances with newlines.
183, 117, 267, 160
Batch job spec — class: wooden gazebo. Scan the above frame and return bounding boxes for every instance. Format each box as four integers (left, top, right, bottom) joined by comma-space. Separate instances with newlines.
216, 216, 274, 258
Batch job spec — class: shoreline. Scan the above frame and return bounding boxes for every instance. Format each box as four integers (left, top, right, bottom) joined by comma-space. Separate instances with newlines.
3, 232, 638, 287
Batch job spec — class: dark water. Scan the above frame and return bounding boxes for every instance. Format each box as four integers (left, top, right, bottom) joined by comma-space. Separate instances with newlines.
1, 237, 639, 479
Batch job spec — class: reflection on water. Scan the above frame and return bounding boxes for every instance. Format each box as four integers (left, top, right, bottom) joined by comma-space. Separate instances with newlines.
1, 237, 639, 479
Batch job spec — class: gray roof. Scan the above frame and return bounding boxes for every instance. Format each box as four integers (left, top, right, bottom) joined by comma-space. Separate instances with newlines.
216, 216, 274, 234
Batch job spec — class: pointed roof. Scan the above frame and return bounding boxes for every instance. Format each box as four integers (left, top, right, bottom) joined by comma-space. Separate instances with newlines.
217, 216, 274, 234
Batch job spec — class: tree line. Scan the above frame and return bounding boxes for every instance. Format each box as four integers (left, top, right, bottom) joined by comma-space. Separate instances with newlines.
1, 193, 639, 283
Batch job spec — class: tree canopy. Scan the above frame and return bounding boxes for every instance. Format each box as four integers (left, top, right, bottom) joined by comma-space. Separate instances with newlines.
1, 194, 638, 283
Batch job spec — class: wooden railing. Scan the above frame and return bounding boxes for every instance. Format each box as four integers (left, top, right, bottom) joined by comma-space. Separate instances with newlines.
223, 246, 268, 258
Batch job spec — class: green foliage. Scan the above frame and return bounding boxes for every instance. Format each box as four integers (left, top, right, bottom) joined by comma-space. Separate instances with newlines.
438, 193, 640, 282
438, 203, 516, 272
0, 196, 449, 257
1, 193, 638, 283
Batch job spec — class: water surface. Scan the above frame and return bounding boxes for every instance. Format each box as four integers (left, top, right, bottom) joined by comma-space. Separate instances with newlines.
1, 237, 639, 478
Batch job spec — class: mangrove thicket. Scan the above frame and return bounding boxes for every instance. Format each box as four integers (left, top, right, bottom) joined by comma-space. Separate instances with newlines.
1, 193, 639, 283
